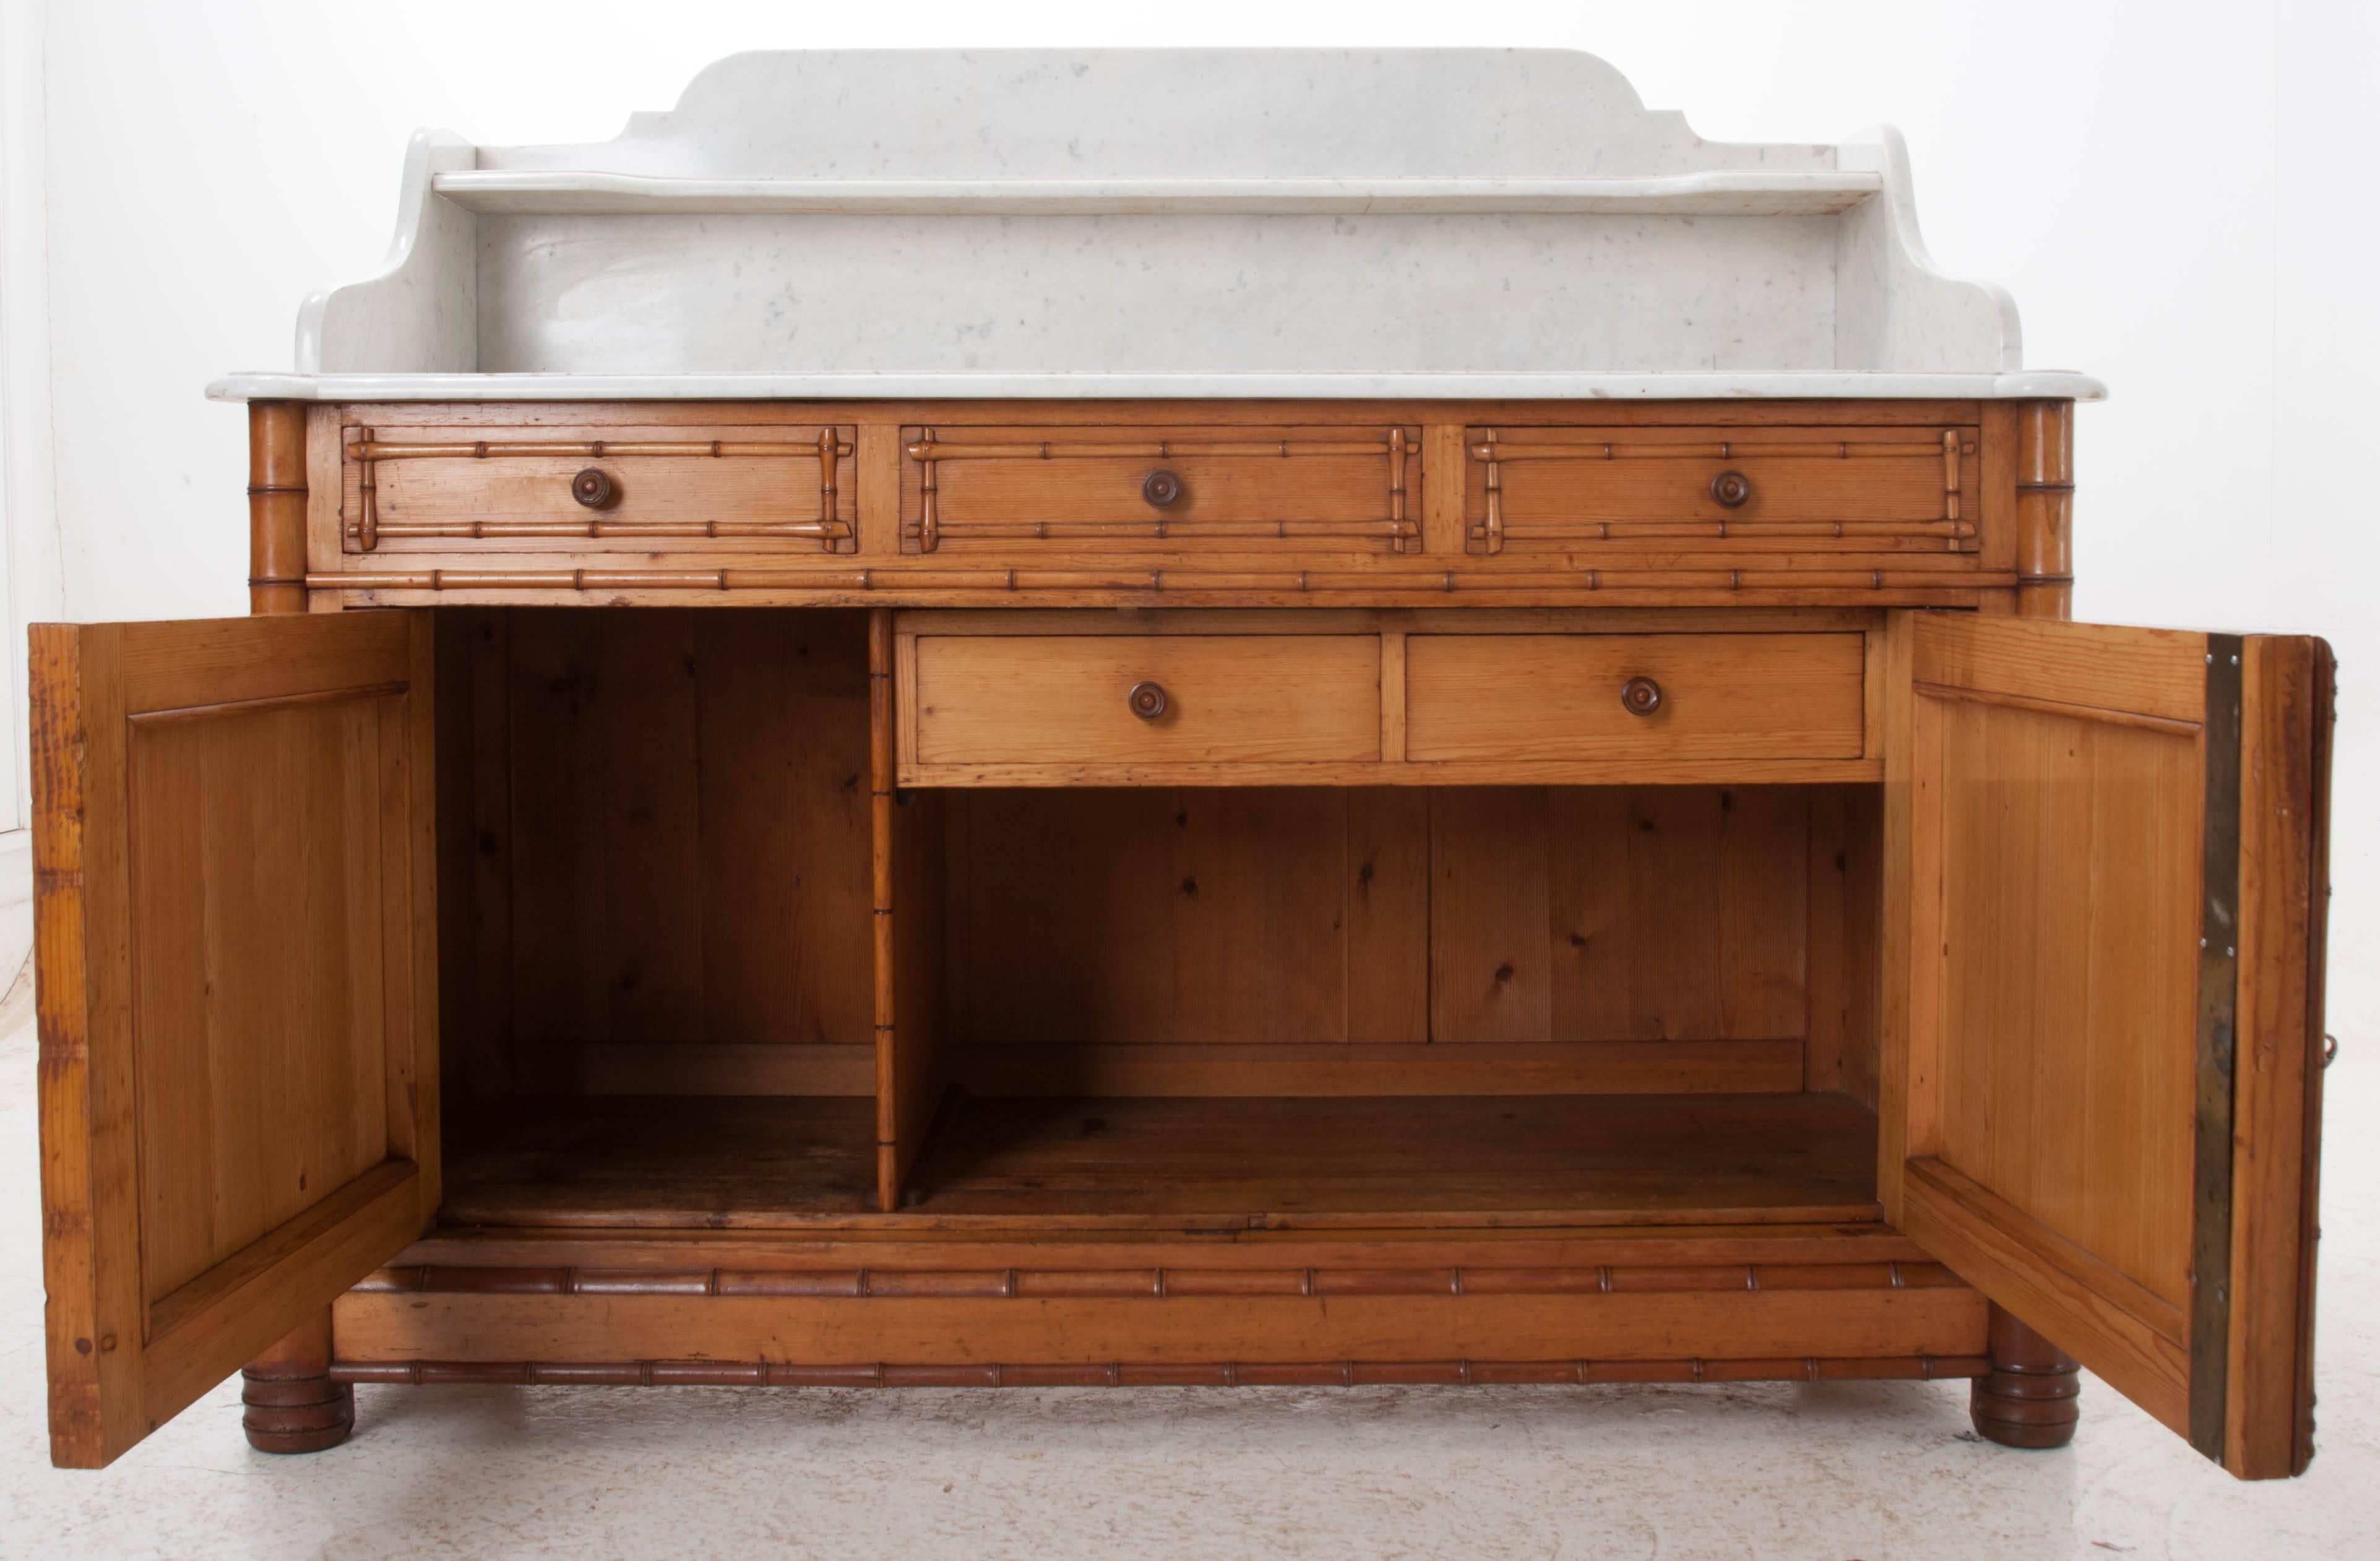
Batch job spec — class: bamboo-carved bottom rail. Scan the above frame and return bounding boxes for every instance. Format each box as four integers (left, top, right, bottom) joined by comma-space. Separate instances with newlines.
318, 566, 2016, 597
334, 1355, 1991, 1387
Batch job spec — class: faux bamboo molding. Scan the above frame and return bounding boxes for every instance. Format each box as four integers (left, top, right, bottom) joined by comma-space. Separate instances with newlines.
314, 565, 2019, 600
1466, 425, 1980, 556
247, 403, 309, 614
353, 1260, 1967, 1297
333, 1354, 1993, 1388
344, 429, 856, 552
902, 426, 1421, 554
2014, 399, 2074, 619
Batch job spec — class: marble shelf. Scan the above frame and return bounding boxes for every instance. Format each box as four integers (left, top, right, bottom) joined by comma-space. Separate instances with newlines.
248, 50, 2088, 397
426, 170, 1887, 217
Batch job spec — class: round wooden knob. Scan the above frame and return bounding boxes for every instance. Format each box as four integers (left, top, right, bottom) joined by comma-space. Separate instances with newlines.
572, 468, 619, 509
1709, 470, 1752, 509
1142, 469, 1184, 508
1127, 681, 1170, 720
1619, 677, 1663, 716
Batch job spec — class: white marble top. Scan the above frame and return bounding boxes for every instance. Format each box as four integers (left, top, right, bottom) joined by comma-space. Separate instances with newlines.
207, 370, 2106, 403
220, 51, 2096, 400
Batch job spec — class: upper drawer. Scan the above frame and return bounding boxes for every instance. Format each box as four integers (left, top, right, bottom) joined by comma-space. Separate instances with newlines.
1464, 424, 1978, 555
902, 424, 1421, 554
907, 633, 1382, 769
342, 423, 856, 554
1405, 632, 1866, 762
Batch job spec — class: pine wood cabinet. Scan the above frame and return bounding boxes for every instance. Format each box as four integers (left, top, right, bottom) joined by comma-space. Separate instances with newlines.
29, 397, 2334, 1481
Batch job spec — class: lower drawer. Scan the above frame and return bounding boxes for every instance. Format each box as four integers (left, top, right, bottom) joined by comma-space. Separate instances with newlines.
908, 633, 1382, 767
1403, 633, 1866, 762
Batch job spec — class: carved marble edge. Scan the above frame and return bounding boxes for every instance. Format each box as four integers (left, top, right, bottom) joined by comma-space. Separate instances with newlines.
207, 370, 2108, 403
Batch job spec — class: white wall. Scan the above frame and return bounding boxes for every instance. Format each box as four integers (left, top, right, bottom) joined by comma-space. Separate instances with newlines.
3, 0, 2372, 1046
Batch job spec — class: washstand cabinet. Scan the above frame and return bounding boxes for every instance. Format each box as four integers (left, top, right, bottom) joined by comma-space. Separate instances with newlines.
32, 51, 2334, 1480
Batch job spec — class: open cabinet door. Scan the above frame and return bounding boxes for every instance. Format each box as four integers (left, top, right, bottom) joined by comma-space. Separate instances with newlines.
1882, 613, 2333, 1479
31, 612, 438, 1468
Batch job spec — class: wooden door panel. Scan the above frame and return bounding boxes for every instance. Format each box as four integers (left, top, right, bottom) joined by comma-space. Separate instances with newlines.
32, 613, 437, 1468
1884, 613, 2333, 1479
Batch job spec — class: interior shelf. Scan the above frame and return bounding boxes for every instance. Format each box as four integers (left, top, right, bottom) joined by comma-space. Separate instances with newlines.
429, 170, 1885, 218
439, 1092, 1881, 1232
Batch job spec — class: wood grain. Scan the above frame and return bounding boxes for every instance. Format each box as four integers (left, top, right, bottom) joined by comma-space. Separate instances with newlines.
32, 613, 435, 1468
1464, 421, 1982, 556
910, 633, 1382, 766
345, 421, 856, 554
437, 1092, 1880, 1231
1883, 612, 2340, 1477
1403, 633, 1865, 762
441, 609, 875, 1103
2223, 635, 2335, 1477
900, 423, 1421, 554
332, 1283, 1982, 1374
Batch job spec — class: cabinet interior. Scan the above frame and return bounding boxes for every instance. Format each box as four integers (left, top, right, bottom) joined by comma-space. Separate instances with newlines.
434, 607, 1884, 1229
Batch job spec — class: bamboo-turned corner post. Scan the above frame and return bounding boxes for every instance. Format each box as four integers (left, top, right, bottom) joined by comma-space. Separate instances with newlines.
248, 402, 309, 614
2014, 400, 2074, 619
869, 609, 902, 1211
241, 401, 356, 1452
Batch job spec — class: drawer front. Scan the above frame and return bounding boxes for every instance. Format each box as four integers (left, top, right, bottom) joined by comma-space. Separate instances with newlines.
1405, 633, 1866, 762
902, 424, 1420, 554
910, 635, 1382, 766
343, 423, 856, 553
1465, 425, 1978, 555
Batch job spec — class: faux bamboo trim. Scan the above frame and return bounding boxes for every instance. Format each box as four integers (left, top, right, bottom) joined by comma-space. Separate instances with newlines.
903, 426, 1421, 554
248, 402, 308, 613
1465, 425, 1978, 557
369, 521, 847, 540
920, 521, 1415, 542
330, 1354, 1993, 1387
317, 566, 2020, 595
904, 437, 1410, 461
344, 428, 856, 555
1479, 520, 1976, 541
1465, 439, 1958, 462
350, 438, 855, 462
353, 1260, 1963, 1297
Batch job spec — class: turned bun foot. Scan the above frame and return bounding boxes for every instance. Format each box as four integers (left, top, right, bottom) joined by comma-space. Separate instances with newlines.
1969, 1304, 2080, 1450
241, 1309, 354, 1454
241, 1373, 355, 1453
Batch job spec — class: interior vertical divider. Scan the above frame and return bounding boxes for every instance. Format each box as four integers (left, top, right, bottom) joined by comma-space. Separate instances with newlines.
871, 608, 947, 1210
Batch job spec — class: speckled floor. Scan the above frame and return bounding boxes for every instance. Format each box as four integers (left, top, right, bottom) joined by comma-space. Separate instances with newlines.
1, 992, 2371, 1559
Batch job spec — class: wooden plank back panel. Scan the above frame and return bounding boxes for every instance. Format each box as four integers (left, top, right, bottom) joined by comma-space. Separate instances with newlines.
1436, 786, 1810, 1046
1804, 784, 1883, 1106
447, 610, 874, 1098
946, 788, 1353, 1047
949, 783, 1816, 1073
